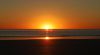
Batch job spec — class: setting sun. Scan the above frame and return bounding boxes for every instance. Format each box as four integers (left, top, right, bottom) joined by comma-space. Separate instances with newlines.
44, 25, 51, 29
42, 24, 54, 29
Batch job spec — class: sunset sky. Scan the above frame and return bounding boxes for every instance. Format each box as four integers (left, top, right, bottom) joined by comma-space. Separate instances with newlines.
0, 0, 100, 29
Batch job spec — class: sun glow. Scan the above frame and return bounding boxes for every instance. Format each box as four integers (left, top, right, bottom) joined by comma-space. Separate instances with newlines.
42, 24, 53, 29
44, 25, 51, 29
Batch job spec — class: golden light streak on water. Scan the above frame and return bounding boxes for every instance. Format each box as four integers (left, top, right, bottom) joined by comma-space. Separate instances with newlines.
45, 37, 49, 40
0, 36, 100, 40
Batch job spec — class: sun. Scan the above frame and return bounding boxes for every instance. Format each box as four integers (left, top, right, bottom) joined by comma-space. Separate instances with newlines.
42, 24, 53, 29
44, 25, 51, 29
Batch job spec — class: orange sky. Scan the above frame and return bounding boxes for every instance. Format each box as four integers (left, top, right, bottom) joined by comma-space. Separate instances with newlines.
0, 0, 100, 29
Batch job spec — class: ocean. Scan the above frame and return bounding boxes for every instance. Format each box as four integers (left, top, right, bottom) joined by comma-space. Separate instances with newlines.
0, 29, 100, 55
